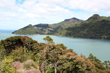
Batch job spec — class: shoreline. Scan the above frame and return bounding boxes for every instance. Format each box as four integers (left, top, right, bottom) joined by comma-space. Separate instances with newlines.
12, 33, 110, 40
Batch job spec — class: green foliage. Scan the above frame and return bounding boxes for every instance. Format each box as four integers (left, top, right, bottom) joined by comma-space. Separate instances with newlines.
34, 24, 49, 28
12, 14, 110, 40
0, 57, 13, 73
43, 36, 53, 43
0, 36, 110, 73
57, 52, 95, 73
63, 14, 110, 39
1, 36, 39, 54
13, 17, 83, 35
13, 24, 40, 34
46, 68, 54, 73
88, 53, 110, 73
69, 48, 73, 52
88, 53, 101, 63
0, 45, 5, 61
23, 59, 38, 69
57, 43, 67, 50
10, 47, 32, 62
103, 61, 110, 69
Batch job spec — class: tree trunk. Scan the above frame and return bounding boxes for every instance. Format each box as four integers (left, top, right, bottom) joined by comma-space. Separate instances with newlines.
55, 67, 57, 73
39, 60, 48, 73
54, 63, 57, 73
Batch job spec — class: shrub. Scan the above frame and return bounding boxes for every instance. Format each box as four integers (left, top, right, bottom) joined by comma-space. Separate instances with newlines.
23, 59, 38, 69
0, 57, 13, 73
10, 47, 27, 62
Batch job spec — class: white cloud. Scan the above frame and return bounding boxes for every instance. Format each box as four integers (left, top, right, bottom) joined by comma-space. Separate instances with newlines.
38, 0, 64, 5
67, 0, 110, 12
25, 13, 40, 18
17, 8, 26, 12
108, 11, 110, 14
0, 0, 16, 8
0, 0, 110, 29
3, 12, 16, 17
20, 0, 70, 15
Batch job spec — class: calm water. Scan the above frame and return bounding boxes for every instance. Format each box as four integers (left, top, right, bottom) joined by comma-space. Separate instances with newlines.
0, 30, 110, 62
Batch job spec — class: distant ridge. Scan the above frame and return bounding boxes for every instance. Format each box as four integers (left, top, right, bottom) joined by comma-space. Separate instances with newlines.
64, 17, 80, 21
61, 14, 110, 39
13, 17, 82, 35
13, 14, 110, 39
87, 14, 100, 22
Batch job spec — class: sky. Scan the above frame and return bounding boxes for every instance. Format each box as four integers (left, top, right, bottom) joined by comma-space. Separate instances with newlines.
0, 0, 110, 30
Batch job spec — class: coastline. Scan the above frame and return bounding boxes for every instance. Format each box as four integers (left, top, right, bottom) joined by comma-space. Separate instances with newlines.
12, 33, 110, 40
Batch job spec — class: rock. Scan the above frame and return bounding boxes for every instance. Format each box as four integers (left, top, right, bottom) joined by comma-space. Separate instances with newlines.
12, 61, 41, 73
12, 61, 24, 71
25, 68, 41, 73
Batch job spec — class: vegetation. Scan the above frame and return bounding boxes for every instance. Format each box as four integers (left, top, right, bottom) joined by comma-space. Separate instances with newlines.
63, 14, 110, 39
13, 14, 110, 40
43, 36, 53, 43
12, 24, 45, 35
88, 53, 110, 73
13, 17, 83, 35
23, 59, 38, 69
0, 36, 110, 73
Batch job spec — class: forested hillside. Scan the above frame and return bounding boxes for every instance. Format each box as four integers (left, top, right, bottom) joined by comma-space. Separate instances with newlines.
12, 17, 83, 35
13, 14, 110, 39
0, 36, 110, 73
61, 14, 110, 39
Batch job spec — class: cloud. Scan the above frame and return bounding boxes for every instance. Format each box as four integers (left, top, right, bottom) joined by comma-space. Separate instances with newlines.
67, 0, 110, 12
20, 0, 70, 15
38, 0, 64, 5
17, 8, 26, 12
0, 0, 110, 29
25, 13, 40, 18
0, 0, 16, 8
3, 12, 16, 17
108, 11, 110, 14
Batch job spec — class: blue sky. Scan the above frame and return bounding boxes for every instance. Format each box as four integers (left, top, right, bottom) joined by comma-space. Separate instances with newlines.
0, 0, 110, 30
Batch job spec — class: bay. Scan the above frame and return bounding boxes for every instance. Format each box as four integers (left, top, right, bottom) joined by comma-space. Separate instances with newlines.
0, 30, 110, 62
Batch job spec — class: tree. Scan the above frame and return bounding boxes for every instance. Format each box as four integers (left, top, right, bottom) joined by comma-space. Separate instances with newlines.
88, 53, 101, 64
88, 53, 107, 72
57, 52, 95, 73
43, 36, 53, 43
103, 61, 110, 69
45, 45, 63, 73
0, 36, 39, 55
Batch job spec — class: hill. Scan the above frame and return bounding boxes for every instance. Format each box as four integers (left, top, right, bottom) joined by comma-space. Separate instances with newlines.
12, 17, 83, 35
61, 14, 110, 39
13, 14, 110, 39
0, 36, 110, 73
12, 24, 44, 34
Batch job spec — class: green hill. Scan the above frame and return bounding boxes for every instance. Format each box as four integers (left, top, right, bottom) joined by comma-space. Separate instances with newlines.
13, 14, 110, 39
12, 17, 83, 35
60, 14, 110, 39
12, 24, 38, 34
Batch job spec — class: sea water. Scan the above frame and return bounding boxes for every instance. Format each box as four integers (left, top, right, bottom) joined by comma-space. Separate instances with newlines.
0, 30, 110, 62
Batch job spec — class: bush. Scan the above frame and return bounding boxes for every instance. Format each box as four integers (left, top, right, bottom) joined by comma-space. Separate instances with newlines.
23, 59, 38, 69
10, 47, 27, 62
0, 57, 13, 73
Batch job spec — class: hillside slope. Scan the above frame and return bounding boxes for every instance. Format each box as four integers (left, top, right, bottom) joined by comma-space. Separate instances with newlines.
61, 14, 110, 39
0, 36, 110, 73
13, 14, 110, 39
13, 17, 83, 35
